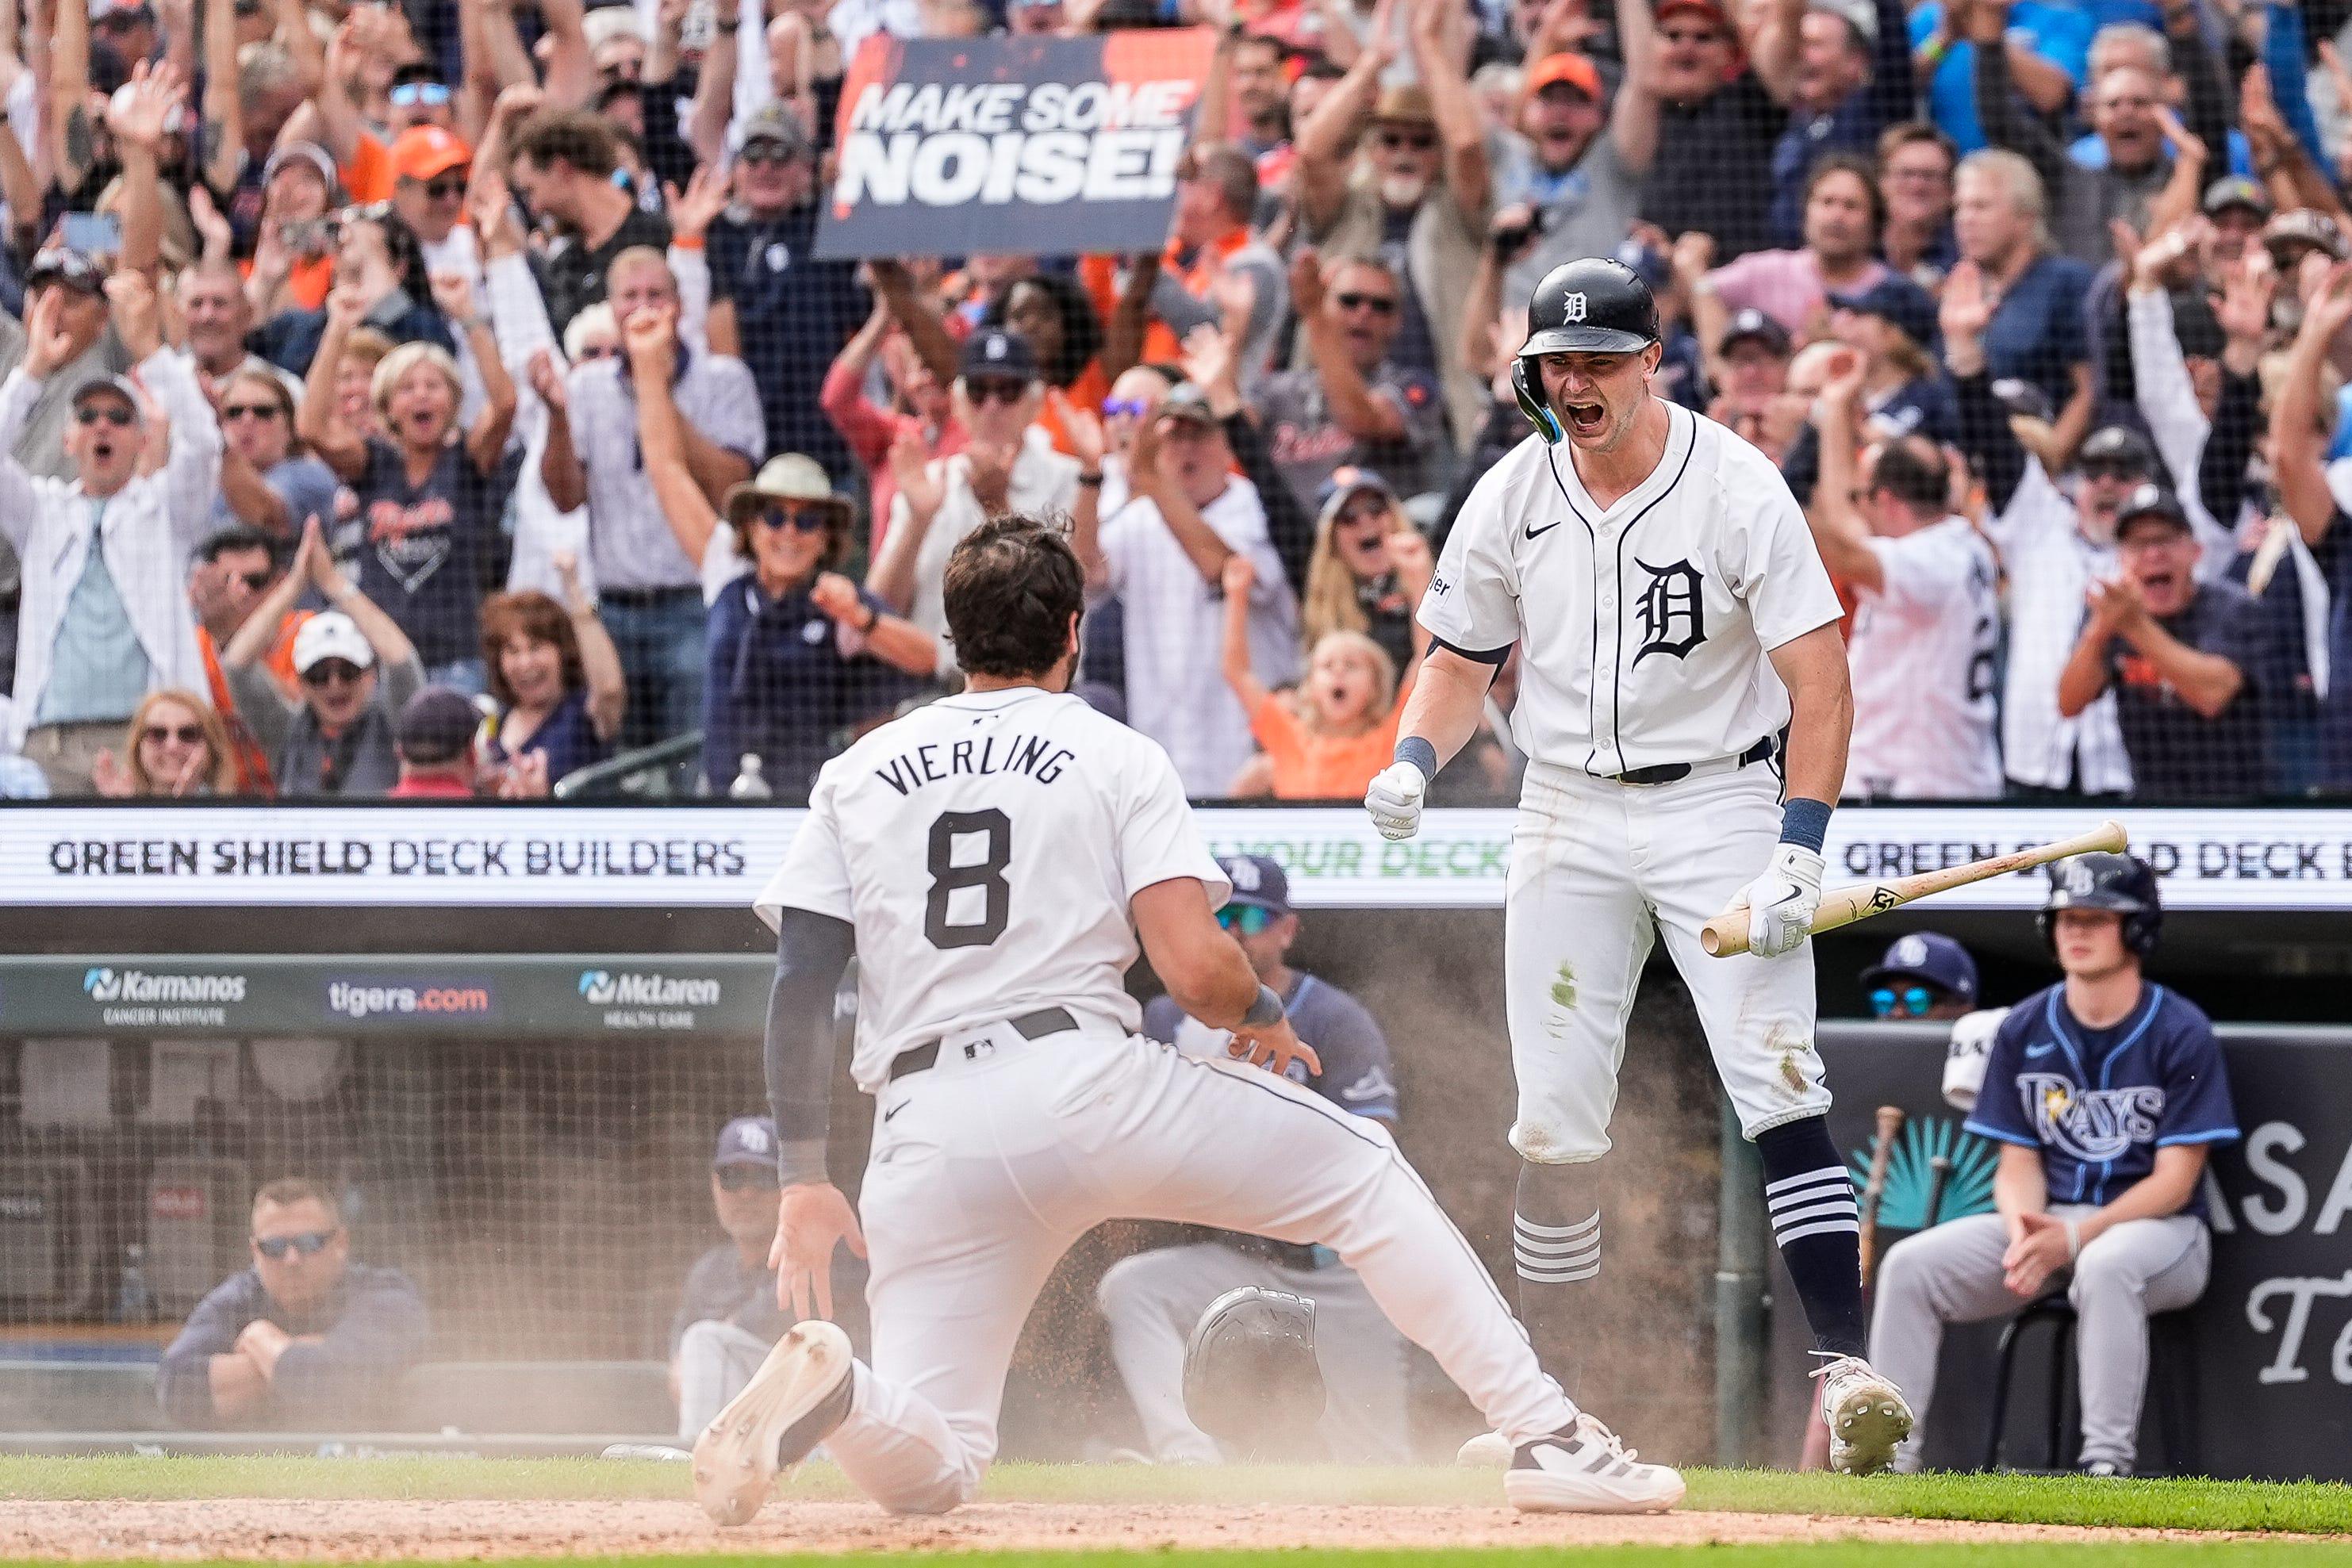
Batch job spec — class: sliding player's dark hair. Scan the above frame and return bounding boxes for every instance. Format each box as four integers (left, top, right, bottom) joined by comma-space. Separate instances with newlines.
942, 514, 1086, 680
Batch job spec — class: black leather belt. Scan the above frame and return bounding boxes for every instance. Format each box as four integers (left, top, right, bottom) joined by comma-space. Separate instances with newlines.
1612, 735, 1776, 787
887, 1006, 1079, 1083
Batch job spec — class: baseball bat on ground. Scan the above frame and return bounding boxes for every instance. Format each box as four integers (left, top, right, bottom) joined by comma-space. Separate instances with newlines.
1858, 1106, 1903, 1287
1700, 820, 2130, 958
1923, 1154, 1955, 1231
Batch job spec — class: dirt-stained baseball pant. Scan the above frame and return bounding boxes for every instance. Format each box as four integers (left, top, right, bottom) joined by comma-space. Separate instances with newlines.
1504, 760, 1832, 1164
1095, 1241, 1412, 1464
1868, 1208, 2211, 1471
823, 1018, 1574, 1513
675, 1319, 776, 1442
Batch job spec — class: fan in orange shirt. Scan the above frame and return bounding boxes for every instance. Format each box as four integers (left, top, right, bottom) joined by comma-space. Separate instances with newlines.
1219, 547, 1430, 801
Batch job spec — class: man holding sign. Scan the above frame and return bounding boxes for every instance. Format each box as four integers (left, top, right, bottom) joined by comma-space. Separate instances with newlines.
1364, 255, 1914, 1474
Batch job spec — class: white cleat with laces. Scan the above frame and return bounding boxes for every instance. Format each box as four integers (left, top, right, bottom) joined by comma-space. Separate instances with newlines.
1504, 1414, 1686, 1514
1813, 1354, 1913, 1475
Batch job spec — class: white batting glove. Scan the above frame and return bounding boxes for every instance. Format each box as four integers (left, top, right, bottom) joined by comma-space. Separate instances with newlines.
1364, 761, 1426, 841
1732, 844, 1824, 959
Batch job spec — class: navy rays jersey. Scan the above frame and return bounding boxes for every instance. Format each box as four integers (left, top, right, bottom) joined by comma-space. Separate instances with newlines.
1963, 983, 2239, 1215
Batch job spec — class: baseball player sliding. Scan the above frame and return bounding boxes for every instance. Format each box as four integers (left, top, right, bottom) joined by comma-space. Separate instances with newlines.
696, 515, 1683, 1524
1365, 257, 1914, 1474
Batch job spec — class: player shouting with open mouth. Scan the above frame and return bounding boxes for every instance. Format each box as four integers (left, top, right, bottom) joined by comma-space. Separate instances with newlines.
1366, 257, 1913, 1474
695, 514, 1684, 1524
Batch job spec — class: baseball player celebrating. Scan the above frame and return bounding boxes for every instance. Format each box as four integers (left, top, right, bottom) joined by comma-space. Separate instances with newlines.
1366, 257, 1913, 1473
696, 514, 1683, 1524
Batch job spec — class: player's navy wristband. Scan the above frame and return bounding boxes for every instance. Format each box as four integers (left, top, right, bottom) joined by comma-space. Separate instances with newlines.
1780, 797, 1832, 854
1241, 983, 1286, 1028
1394, 736, 1439, 783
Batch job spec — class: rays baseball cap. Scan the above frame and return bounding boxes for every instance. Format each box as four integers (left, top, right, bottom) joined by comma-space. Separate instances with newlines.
713, 1115, 779, 1171
1218, 854, 1292, 916
291, 611, 374, 675
1859, 932, 1978, 1003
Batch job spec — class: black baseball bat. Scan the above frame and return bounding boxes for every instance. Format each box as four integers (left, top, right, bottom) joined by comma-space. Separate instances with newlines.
1922, 1155, 1955, 1231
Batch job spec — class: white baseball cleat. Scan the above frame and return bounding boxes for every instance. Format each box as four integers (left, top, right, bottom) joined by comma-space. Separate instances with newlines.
691, 1320, 855, 1526
1813, 1355, 1913, 1475
1503, 1414, 1686, 1513
1456, 1430, 1512, 1468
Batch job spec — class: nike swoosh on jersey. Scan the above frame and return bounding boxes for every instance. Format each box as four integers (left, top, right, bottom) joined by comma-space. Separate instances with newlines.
1525, 519, 1564, 539
2024, 1042, 2058, 1060
882, 1101, 907, 1122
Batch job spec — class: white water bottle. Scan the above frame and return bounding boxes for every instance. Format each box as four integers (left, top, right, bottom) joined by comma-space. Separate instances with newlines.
727, 754, 773, 800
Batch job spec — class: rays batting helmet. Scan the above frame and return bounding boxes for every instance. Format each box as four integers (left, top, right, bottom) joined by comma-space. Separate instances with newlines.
1513, 257, 1662, 443
2038, 852, 2162, 957
1180, 1286, 1326, 1451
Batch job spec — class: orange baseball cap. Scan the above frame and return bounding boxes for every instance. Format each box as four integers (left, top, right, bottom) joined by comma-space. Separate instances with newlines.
389, 125, 472, 184
1525, 52, 1602, 100
1656, 0, 1732, 27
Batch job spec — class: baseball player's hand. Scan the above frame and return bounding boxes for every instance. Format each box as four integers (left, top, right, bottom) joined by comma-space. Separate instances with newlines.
1365, 761, 1425, 841
1228, 1018, 1322, 1079
2002, 1211, 2073, 1298
770, 1183, 868, 1322
1730, 844, 1825, 959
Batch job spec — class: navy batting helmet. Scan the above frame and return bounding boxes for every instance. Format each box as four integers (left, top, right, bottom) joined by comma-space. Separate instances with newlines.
1180, 1286, 1326, 1451
1513, 257, 1661, 442
2037, 852, 2161, 957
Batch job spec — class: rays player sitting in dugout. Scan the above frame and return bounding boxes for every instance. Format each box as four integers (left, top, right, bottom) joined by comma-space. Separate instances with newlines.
1870, 854, 2237, 1477
1364, 256, 1915, 1472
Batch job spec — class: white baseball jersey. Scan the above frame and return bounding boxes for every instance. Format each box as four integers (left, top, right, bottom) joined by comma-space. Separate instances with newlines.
1422, 404, 1844, 776
1844, 516, 2003, 799
1982, 462, 2131, 793
754, 687, 1230, 1091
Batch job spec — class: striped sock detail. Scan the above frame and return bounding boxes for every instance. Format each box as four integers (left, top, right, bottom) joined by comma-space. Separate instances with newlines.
1767, 1166, 1859, 1245
1514, 1210, 1601, 1283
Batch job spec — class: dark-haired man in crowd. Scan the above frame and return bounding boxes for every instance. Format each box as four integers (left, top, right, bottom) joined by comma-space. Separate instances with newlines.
509, 109, 671, 335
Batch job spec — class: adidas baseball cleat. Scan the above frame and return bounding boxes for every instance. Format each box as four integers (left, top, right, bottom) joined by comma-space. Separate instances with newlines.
692, 1320, 855, 1526
1813, 1355, 1913, 1475
1503, 1414, 1685, 1513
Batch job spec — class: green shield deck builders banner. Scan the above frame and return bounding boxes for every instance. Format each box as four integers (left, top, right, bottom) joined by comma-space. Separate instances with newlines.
815, 29, 1214, 260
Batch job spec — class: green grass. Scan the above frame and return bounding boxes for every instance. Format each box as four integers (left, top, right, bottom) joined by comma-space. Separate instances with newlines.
0, 1455, 2347, 1535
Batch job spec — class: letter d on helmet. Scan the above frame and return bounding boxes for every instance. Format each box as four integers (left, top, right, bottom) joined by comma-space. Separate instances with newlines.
1513, 257, 1662, 443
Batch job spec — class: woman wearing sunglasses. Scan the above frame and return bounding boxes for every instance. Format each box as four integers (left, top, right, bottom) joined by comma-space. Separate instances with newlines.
1300, 466, 1433, 676
209, 369, 340, 538
631, 305, 934, 796
91, 688, 237, 797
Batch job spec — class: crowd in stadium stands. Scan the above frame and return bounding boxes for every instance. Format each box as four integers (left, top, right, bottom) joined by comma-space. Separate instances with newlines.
2, 0, 2351, 803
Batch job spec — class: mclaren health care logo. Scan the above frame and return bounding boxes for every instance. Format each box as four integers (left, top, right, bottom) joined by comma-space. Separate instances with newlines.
579, 968, 722, 1030
82, 965, 247, 1027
